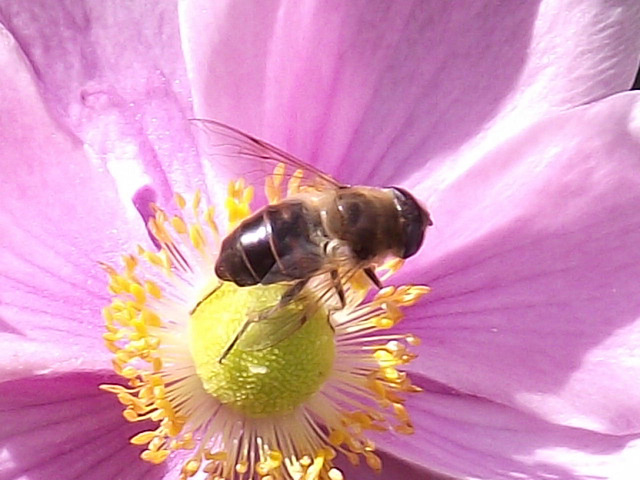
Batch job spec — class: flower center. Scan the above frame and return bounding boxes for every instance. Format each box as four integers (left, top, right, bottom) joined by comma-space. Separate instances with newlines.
100, 165, 430, 480
190, 281, 335, 417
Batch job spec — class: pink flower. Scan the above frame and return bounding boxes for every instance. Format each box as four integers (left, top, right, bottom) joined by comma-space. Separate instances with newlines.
2, 1, 640, 479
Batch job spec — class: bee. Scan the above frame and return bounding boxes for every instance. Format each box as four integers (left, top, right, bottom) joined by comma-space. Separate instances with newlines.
192, 120, 432, 360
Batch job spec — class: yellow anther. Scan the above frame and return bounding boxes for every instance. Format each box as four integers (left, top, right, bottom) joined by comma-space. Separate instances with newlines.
364, 451, 382, 471
267, 450, 283, 466
102, 306, 114, 323
189, 224, 205, 250
143, 250, 164, 268
148, 436, 166, 451
405, 333, 421, 346
235, 461, 249, 474
394, 423, 415, 435
357, 412, 376, 429
171, 216, 188, 234
305, 453, 325, 480
399, 285, 431, 305
243, 185, 254, 203
273, 162, 285, 179
256, 463, 271, 476
181, 436, 195, 450
328, 468, 344, 480
382, 302, 403, 321
140, 308, 162, 327
328, 429, 345, 446
322, 447, 337, 460
99, 384, 127, 394
174, 192, 186, 210
121, 366, 139, 379
287, 169, 304, 196
182, 457, 201, 476
141, 449, 171, 464
383, 367, 401, 381
266, 163, 286, 203
123, 408, 139, 421
159, 250, 173, 270
109, 274, 128, 294
152, 357, 163, 372
384, 258, 405, 273
115, 350, 132, 363
374, 349, 394, 362
116, 391, 135, 406
205, 451, 228, 461
145, 281, 162, 299
192, 190, 202, 211
102, 331, 122, 343
111, 359, 124, 374
375, 286, 396, 299
205, 206, 219, 236
349, 270, 371, 292
153, 385, 166, 400
374, 317, 395, 329
393, 403, 410, 422
123, 254, 138, 273
153, 205, 167, 223
367, 376, 387, 399
344, 452, 359, 466
130, 283, 146, 304
131, 431, 158, 445
100, 262, 118, 276
148, 374, 164, 387
131, 319, 148, 338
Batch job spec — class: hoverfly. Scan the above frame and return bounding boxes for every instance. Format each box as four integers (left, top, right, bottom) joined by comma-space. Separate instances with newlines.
192, 120, 432, 361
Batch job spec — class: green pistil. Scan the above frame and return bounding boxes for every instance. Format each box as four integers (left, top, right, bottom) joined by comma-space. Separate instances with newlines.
190, 282, 335, 417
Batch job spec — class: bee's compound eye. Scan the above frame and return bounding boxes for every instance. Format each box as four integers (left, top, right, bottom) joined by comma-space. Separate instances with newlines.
390, 187, 431, 259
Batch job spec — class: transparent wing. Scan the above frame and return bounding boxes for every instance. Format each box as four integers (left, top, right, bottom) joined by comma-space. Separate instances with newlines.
236, 304, 312, 352
234, 264, 362, 353
191, 119, 345, 195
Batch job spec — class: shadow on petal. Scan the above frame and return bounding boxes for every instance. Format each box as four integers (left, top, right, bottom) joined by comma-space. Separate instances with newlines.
336, 449, 457, 480
371, 373, 640, 480
0, 371, 167, 480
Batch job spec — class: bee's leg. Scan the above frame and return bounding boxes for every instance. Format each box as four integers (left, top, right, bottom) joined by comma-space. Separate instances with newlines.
218, 314, 254, 363
330, 270, 346, 309
277, 278, 310, 306
218, 278, 309, 363
190, 282, 222, 315
363, 267, 383, 289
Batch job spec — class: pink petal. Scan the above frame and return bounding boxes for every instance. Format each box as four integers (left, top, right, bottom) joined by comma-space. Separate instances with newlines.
0, 1, 205, 204
490, 1, 640, 134
181, 0, 640, 187
337, 449, 453, 480
401, 91, 640, 435
370, 378, 640, 480
0, 26, 144, 353
0, 371, 164, 480
0, 335, 109, 383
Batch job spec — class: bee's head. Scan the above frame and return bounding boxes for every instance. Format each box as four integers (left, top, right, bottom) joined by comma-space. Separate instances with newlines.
390, 187, 433, 259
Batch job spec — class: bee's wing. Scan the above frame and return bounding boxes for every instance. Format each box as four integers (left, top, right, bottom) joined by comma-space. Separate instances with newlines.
235, 304, 313, 352
191, 119, 345, 193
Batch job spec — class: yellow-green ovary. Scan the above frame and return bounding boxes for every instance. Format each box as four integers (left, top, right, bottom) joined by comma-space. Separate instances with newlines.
190, 282, 336, 417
